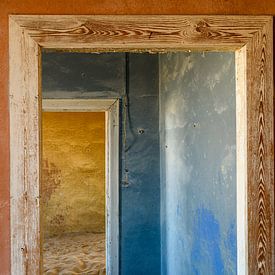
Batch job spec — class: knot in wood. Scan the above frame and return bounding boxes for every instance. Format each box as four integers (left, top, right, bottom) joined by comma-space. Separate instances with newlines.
195, 21, 210, 36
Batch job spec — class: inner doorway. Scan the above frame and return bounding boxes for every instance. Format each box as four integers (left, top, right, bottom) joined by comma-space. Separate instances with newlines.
41, 98, 119, 275
42, 111, 106, 274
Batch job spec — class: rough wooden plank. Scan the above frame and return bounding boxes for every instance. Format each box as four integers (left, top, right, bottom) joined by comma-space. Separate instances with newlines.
42, 98, 116, 112
11, 15, 270, 51
9, 17, 26, 275
9, 17, 41, 275
246, 18, 274, 274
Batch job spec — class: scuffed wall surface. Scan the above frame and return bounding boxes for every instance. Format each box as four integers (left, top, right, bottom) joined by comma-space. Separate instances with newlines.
42, 52, 160, 274
159, 52, 237, 274
42, 112, 105, 236
43, 52, 125, 99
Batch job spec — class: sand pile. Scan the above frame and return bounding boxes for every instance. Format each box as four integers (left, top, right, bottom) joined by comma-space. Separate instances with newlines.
43, 232, 106, 275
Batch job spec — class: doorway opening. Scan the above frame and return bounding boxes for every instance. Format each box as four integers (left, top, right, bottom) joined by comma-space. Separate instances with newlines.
41, 98, 119, 275
41, 111, 106, 274
9, 15, 274, 275
41, 51, 238, 274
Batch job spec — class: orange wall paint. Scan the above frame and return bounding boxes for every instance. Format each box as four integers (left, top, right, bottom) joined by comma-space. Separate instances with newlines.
42, 112, 105, 237
1, 1, 275, 273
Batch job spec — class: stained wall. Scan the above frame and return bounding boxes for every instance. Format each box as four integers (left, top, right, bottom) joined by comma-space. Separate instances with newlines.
159, 52, 237, 274
42, 52, 160, 275
42, 112, 105, 237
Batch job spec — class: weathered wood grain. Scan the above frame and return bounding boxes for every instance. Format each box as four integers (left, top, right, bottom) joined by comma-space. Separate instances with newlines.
246, 19, 274, 274
42, 99, 117, 112
9, 17, 41, 275
9, 15, 274, 274
10, 15, 270, 50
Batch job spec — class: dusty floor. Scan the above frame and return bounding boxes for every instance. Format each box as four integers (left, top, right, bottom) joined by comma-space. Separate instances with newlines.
43, 232, 106, 275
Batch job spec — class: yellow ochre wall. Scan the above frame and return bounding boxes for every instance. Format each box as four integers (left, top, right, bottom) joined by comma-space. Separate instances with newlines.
42, 112, 105, 237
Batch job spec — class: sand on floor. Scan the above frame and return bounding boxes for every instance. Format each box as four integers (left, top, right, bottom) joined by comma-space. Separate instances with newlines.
43, 232, 106, 275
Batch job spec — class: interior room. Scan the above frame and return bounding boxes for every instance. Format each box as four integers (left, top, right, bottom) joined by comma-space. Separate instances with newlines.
41, 50, 236, 274
42, 112, 106, 274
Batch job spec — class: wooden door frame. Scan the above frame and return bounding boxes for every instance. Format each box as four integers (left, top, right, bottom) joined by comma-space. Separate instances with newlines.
42, 98, 119, 274
9, 15, 274, 274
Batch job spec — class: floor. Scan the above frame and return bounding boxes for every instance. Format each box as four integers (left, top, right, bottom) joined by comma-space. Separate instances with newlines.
43, 232, 106, 275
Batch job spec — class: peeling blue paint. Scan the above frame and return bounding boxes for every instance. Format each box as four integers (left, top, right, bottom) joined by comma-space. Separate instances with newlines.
191, 208, 224, 275
225, 222, 237, 274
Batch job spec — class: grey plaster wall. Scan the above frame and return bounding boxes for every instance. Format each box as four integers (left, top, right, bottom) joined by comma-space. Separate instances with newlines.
159, 52, 237, 275
42, 52, 125, 98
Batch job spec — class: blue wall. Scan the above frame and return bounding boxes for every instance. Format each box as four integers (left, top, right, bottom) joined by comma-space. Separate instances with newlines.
159, 52, 237, 275
42, 52, 160, 275
120, 54, 160, 275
